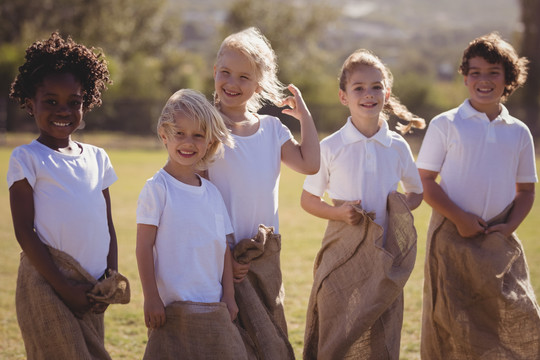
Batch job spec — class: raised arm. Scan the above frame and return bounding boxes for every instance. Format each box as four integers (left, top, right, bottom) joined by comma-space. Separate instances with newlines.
280, 84, 320, 175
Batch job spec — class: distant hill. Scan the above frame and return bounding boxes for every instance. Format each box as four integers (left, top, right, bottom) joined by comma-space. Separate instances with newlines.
172, 0, 521, 71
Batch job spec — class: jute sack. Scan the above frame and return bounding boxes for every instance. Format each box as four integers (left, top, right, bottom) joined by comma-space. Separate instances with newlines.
143, 301, 248, 360
303, 192, 417, 360
16, 246, 130, 360
233, 224, 295, 360
421, 205, 540, 360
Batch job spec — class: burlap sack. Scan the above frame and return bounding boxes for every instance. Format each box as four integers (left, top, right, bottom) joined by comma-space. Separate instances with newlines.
143, 301, 248, 360
303, 192, 417, 360
16, 246, 130, 360
421, 205, 540, 360
233, 224, 295, 360
88, 271, 130, 304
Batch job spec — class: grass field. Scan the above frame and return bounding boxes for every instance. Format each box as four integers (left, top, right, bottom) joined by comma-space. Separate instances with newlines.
1, 132, 539, 359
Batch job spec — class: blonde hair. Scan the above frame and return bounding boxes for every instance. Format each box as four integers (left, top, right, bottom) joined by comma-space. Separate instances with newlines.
158, 89, 234, 170
339, 49, 425, 134
214, 27, 286, 112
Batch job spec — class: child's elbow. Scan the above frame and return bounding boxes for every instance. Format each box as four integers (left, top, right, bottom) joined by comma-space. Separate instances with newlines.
305, 164, 320, 175
304, 157, 320, 175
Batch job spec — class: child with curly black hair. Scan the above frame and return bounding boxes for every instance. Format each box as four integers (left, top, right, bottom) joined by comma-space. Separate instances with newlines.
7, 32, 128, 359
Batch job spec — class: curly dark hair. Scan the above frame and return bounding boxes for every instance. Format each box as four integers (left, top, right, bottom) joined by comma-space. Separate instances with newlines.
459, 32, 528, 102
10, 32, 111, 111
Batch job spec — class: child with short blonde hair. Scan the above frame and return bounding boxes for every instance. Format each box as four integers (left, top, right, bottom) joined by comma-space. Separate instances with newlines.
136, 89, 247, 359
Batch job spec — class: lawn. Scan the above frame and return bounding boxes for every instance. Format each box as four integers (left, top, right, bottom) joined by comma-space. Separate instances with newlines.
1, 132, 539, 359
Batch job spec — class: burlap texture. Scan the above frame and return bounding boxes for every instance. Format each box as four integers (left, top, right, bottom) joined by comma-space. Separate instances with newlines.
233, 224, 295, 360
16, 246, 130, 360
88, 271, 130, 304
303, 192, 417, 360
421, 205, 540, 360
143, 301, 248, 360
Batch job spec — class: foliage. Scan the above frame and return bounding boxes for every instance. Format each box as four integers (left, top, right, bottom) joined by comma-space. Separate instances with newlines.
518, 0, 540, 136
0, 0, 537, 134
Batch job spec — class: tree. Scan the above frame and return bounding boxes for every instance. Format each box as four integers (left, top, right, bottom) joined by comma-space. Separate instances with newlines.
0, 0, 207, 134
520, 0, 540, 136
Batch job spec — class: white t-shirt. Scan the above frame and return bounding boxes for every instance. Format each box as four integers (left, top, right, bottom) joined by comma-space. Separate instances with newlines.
7, 140, 117, 279
303, 118, 423, 230
136, 169, 233, 305
417, 99, 538, 220
208, 114, 293, 243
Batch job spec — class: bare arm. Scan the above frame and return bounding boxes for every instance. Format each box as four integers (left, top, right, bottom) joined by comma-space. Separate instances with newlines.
136, 223, 165, 328
486, 182, 535, 236
9, 179, 92, 317
419, 169, 487, 237
405, 191, 423, 211
90, 188, 118, 314
280, 84, 320, 175
103, 188, 118, 272
221, 245, 238, 321
300, 190, 362, 225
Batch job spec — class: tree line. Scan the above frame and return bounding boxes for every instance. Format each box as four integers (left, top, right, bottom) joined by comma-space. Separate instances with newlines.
1, 0, 538, 137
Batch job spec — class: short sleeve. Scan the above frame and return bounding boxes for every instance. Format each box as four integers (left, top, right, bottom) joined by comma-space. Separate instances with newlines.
516, 127, 538, 184
136, 178, 165, 226
399, 142, 423, 194
276, 118, 293, 146
303, 143, 329, 197
217, 190, 234, 236
98, 148, 118, 190
416, 116, 448, 172
7, 147, 36, 189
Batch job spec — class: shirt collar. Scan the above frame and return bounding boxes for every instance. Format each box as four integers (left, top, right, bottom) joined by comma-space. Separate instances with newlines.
341, 117, 392, 147
457, 99, 515, 124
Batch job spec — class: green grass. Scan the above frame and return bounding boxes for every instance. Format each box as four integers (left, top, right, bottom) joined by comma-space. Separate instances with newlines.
1, 132, 539, 359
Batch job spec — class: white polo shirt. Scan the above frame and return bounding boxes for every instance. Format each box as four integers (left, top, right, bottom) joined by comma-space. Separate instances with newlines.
303, 117, 423, 229
416, 99, 538, 221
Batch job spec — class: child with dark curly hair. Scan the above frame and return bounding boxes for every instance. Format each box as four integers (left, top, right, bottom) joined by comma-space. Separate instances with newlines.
7, 32, 128, 359
418, 32, 539, 359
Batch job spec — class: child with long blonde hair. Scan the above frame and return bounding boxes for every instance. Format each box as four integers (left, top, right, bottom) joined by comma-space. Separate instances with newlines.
210, 27, 319, 251
301, 49, 424, 359
208, 27, 319, 358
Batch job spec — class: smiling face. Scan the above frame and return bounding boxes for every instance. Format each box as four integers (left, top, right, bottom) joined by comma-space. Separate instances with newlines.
26, 72, 84, 148
214, 48, 261, 114
464, 56, 506, 116
160, 111, 210, 179
339, 64, 389, 134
